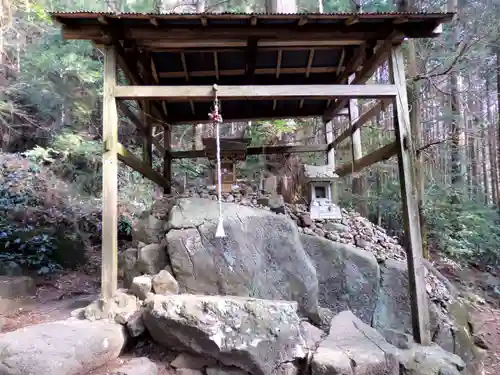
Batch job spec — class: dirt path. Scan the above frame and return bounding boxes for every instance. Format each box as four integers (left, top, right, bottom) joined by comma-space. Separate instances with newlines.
470, 304, 500, 375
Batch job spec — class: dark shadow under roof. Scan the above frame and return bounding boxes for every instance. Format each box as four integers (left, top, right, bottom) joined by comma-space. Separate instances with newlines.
52, 11, 454, 124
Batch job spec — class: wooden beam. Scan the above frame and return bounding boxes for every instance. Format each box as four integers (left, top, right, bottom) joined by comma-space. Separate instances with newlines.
389, 46, 431, 345
335, 141, 398, 177
323, 31, 404, 121
142, 101, 153, 167
101, 45, 118, 301
114, 84, 398, 100
113, 42, 169, 128
164, 126, 172, 194
331, 99, 391, 148
353, 31, 404, 85
337, 44, 366, 84
135, 39, 362, 50
110, 141, 169, 188
170, 144, 328, 159
61, 25, 389, 42
325, 118, 337, 201
118, 101, 165, 154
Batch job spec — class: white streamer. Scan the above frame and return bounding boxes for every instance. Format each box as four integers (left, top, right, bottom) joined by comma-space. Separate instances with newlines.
212, 84, 225, 238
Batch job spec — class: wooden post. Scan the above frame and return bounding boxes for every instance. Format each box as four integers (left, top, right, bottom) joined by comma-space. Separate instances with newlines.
389, 46, 431, 345
142, 101, 153, 167
101, 45, 119, 301
163, 125, 172, 194
324, 119, 337, 202
349, 75, 367, 216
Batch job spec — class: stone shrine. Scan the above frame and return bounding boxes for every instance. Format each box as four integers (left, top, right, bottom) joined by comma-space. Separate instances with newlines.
303, 164, 342, 220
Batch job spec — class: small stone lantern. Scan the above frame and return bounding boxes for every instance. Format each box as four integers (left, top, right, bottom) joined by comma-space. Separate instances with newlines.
303, 164, 342, 220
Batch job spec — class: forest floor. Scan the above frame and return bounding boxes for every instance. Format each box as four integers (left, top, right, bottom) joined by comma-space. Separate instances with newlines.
1, 251, 499, 375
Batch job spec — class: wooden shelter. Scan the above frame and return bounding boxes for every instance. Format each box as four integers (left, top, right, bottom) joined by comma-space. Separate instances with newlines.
51, 10, 454, 346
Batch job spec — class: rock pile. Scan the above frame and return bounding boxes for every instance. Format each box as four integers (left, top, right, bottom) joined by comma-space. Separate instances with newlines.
0, 191, 485, 375
158, 186, 450, 304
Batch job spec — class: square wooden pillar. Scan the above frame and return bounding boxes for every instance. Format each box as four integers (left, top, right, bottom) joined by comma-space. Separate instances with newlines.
324, 120, 337, 202
389, 46, 431, 345
163, 125, 172, 194
101, 45, 119, 300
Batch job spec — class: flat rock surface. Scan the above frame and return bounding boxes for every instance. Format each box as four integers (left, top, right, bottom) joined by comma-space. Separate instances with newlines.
143, 294, 310, 375
0, 319, 126, 375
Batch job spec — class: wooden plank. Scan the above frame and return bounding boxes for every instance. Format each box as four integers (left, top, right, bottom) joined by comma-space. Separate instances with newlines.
335, 141, 398, 177
331, 99, 390, 148
61, 25, 391, 42
101, 45, 118, 301
163, 126, 172, 194
110, 141, 169, 189
325, 119, 337, 201
389, 46, 431, 345
159, 66, 338, 78
114, 84, 397, 100
142, 101, 153, 167
170, 144, 328, 159
132, 41, 362, 52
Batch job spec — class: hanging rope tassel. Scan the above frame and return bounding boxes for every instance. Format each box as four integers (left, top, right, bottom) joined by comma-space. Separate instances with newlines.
209, 84, 225, 238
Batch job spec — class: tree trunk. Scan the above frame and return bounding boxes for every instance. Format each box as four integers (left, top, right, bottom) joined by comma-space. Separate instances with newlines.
449, 0, 465, 202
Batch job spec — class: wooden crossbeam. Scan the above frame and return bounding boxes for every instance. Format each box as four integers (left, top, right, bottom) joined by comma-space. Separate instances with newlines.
108, 141, 169, 188
114, 84, 397, 100
335, 141, 398, 177
118, 102, 165, 154
323, 31, 404, 122
62, 25, 389, 43
159, 66, 338, 78
331, 99, 391, 148
170, 144, 328, 159
113, 42, 169, 128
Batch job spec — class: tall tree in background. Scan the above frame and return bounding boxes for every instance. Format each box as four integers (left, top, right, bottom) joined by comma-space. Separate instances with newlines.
448, 0, 465, 202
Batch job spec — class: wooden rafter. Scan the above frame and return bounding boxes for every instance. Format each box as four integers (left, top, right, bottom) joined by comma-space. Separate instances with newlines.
300, 49, 316, 109
113, 42, 169, 128
159, 66, 341, 79
323, 31, 404, 122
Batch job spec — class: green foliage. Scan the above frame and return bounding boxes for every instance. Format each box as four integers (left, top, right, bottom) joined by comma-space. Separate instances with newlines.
15, 31, 102, 130
24, 132, 102, 195
425, 194, 500, 267
0, 221, 62, 275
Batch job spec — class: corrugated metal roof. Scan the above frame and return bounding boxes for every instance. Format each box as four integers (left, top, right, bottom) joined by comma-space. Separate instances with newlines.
50, 11, 453, 16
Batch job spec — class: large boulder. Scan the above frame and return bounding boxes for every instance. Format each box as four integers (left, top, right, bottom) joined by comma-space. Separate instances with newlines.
300, 235, 483, 373
143, 294, 321, 375
301, 235, 379, 323
165, 198, 320, 322
0, 319, 126, 375
311, 311, 465, 375
372, 259, 485, 374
